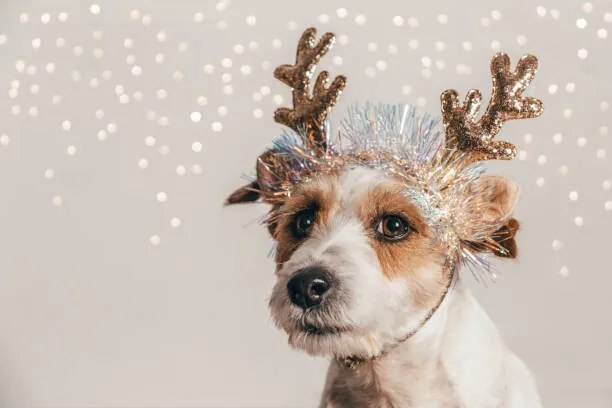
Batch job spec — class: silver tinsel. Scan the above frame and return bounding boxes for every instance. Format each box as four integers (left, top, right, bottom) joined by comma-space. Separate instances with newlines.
262, 103, 504, 281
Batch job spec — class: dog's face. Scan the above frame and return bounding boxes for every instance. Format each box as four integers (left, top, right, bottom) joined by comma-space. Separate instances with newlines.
268, 166, 452, 359
265, 165, 521, 358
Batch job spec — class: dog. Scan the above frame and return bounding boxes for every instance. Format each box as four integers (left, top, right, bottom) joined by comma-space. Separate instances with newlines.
267, 166, 540, 407
226, 28, 543, 407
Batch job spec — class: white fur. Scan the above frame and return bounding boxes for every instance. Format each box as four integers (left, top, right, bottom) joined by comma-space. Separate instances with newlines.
267, 167, 541, 407
319, 281, 542, 407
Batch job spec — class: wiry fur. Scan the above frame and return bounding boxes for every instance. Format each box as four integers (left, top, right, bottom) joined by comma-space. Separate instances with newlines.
265, 167, 541, 407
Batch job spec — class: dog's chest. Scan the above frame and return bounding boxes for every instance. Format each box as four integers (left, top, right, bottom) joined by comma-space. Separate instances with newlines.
326, 359, 459, 408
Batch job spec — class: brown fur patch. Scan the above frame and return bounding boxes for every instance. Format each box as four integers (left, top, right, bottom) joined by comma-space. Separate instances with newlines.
273, 178, 338, 268
463, 175, 520, 258
225, 181, 260, 205
469, 218, 520, 258
356, 183, 449, 307
497, 218, 519, 258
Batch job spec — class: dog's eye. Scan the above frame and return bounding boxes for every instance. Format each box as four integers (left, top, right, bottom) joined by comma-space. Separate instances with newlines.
292, 209, 317, 239
375, 215, 412, 241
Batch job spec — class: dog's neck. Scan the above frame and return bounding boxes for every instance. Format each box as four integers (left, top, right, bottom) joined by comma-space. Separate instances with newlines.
323, 281, 509, 407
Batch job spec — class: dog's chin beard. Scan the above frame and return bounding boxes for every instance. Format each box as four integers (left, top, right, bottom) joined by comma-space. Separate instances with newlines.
285, 323, 381, 359
269, 292, 382, 359
297, 321, 349, 336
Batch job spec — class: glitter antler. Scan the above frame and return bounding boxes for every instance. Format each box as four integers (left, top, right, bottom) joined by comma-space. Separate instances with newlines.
225, 28, 346, 206
440, 53, 543, 162
274, 27, 347, 152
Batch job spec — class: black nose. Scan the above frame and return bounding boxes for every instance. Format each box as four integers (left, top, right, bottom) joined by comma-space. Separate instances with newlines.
287, 266, 333, 309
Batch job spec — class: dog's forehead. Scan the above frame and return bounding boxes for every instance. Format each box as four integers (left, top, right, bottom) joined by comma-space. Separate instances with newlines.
286, 165, 411, 216
336, 166, 390, 203
295, 166, 400, 213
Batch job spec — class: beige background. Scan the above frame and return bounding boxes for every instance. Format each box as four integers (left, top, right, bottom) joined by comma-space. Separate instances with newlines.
0, 0, 611, 406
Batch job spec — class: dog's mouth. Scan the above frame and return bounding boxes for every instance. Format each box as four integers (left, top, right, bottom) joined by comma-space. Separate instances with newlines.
297, 321, 350, 336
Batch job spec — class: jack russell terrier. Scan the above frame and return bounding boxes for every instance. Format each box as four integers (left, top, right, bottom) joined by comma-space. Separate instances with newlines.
226, 27, 543, 408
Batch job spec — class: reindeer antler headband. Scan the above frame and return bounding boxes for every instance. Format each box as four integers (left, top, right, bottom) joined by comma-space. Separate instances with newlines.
227, 28, 543, 280
441, 53, 543, 162
273, 28, 346, 152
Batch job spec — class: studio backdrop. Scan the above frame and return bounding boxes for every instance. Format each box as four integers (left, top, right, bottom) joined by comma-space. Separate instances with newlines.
0, 0, 610, 407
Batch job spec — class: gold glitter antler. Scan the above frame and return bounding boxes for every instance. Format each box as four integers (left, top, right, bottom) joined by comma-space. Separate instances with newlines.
440, 53, 543, 162
274, 27, 347, 151
225, 28, 346, 206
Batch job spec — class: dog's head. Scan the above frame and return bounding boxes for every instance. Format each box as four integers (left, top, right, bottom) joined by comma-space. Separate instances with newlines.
276, 167, 521, 358
225, 28, 540, 359
228, 164, 520, 359
269, 166, 450, 359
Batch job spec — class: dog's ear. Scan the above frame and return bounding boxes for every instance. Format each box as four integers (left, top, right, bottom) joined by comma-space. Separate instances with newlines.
459, 175, 521, 258
225, 150, 294, 238
490, 217, 520, 258
469, 218, 520, 258
225, 181, 261, 205
225, 149, 295, 206
225, 149, 291, 206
